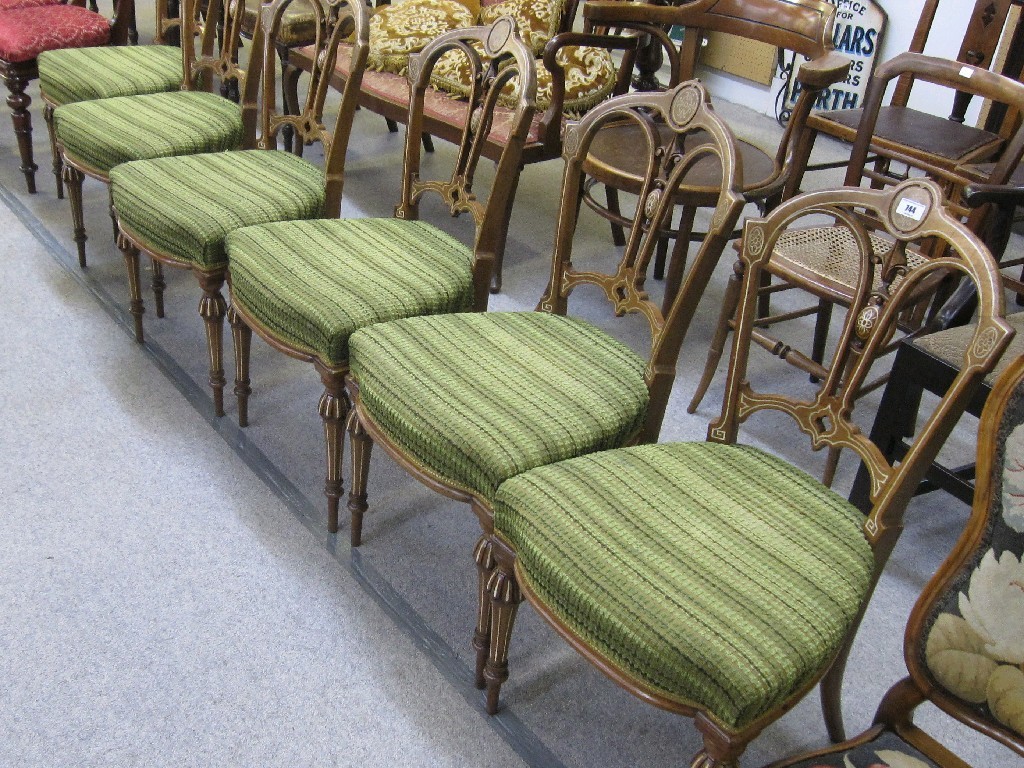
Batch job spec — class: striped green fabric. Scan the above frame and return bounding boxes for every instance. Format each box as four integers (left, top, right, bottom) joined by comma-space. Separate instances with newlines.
227, 218, 476, 367
38, 45, 183, 106
348, 312, 649, 500
493, 442, 874, 731
54, 91, 243, 174
110, 150, 325, 269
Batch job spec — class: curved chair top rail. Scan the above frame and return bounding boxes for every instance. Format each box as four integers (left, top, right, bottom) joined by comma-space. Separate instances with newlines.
543, 80, 745, 439
709, 178, 1014, 545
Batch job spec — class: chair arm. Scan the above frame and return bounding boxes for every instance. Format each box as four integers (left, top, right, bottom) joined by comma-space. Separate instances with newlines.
964, 182, 1024, 208
794, 50, 851, 90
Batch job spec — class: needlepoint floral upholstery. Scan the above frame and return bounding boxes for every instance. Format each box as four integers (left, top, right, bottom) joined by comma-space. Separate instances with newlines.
0, 5, 111, 63
38, 45, 183, 106
110, 151, 325, 270
227, 218, 476, 367
492, 442, 874, 730
348, 311, 649, 501
54, 90, 243, 173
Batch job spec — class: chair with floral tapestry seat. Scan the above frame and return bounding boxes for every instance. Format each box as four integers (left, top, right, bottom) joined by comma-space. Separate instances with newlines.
687, 52, 1024, 421
109, 0, 369, 418
225, 17, 538, 534
343, 82, 744, 646
51, 0, 246, 267
477, 178, 1013, 768
37, 0, 187, 201
762, 354, 1024, 768
0, 0, 135, 194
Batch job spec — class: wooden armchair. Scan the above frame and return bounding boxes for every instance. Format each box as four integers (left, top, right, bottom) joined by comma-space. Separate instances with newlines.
224, 17, 539, 533
108, 0, 369, 417
480, 178, 1013, 767
0, 0, 135, 194
765, 353, 1024, 768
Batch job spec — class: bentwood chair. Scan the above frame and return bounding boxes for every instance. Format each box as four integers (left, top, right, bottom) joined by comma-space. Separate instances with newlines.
344, 84, 745, 639
479, 178, 1013, 767
688, 52, 1024, 418
765, 353, 1024, 768
37, 0, 186, 201
580, 0, 850, 313
109, 0, 369, 417
0, 0, 134, 193
225, 17, 538, 534
52, 0, 245, 267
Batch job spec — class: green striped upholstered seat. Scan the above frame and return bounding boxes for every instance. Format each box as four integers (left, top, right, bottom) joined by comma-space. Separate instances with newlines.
38, 45, 183, 106
493, 442, 874, 731
348, 312, 649, 501
110, 150, 326, 269
227, 218, 476, 367
54, 91, 243, 174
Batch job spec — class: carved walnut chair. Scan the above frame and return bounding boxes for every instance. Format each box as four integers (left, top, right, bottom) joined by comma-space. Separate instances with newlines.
688, 52, 1024, 418
580, 0, 850, 314
343, 86, 745, 666
764, 352, 1024, 768
0, 0, 134, 193
479, 178, 1013, 768
108, 0, 369, 417
224, 17, 539, 534
37, 0, 187, 201
51, 0, 246, 267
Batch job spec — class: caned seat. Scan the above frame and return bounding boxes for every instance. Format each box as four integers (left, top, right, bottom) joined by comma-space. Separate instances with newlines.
349, 312, 649, 500
493, 442, 874, 731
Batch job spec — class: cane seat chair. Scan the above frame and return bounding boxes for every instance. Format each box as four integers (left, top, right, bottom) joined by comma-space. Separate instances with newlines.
580, 0, 850, 313
37, 0, 187, 201
478, 178, 1013, 768
688, 52, 1024, 418
51, 0, 247, 267
224, 17, 539, 534
0, 0, 135, 194
765, 353, 1024, 768
108, 0, 369, 417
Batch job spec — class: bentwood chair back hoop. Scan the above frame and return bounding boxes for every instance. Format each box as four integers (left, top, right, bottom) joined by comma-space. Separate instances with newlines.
0, 0, 134, 194
688, 51, 1024, 418
224, 17, 539, 534
479, 179, 1011, 768
766, 354, 1024, 768
108, 0, 368, 418
579, 0, 849, 311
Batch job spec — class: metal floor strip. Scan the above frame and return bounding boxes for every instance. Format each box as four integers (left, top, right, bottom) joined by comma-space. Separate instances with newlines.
0, 178, 566, 768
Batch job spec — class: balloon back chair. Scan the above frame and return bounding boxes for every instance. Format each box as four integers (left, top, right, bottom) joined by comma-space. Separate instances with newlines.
108, 0, 369, 417
480, 178, 1013, 767
0, 0, 134, 193
688, 52, 1024, 428
765, 352, 1024, 767
38, 0, 187, 202
224, 17, 541, 534
344, 79, 745, 690
52, 0, 246, 267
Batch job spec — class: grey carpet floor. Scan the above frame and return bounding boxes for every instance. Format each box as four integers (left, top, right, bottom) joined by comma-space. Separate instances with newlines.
0, 25, 1022, 768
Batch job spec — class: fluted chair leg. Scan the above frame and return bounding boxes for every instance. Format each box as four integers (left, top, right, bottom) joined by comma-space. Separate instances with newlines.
43, 103, 63, 199
228, 305, 251, 427
196, 271, 228, 417
319, 372, 349, 534
484, 553, 522, 715
473, 536, 496, 689
63, 165, 87, 267
118, 234, 146, 342
347, 408, 372, 544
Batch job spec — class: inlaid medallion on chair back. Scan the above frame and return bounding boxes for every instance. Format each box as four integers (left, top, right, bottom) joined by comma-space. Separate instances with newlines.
541, 80, 745, 439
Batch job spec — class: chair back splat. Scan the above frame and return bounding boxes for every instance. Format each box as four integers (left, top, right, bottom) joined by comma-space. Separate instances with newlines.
181, 0, 246, 96
545, 81, 745, 439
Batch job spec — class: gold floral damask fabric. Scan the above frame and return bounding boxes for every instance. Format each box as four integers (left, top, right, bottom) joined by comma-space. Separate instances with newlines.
478, 0, 564, 56
429, 43, 616, 115
367, 0, 475, 74
922, 409, 1024, 738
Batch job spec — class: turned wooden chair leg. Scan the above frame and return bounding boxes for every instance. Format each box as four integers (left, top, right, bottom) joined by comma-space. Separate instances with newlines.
5, 73, 37, 194
63, 165, 87, 267
688, 259, 743, 413
472, 536, 496, 689
118, 235, 146, 342
691, 716, 745, 768
196, 271, 228, 417
484, 552, 522, 715
43, 103, 63, 199
604, 185, 626, 247
151, 259, 166, 318
319, 371, 349, 534
228, 305, 251, 428
661, 205, 697, 315
347, 408, 372, 544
